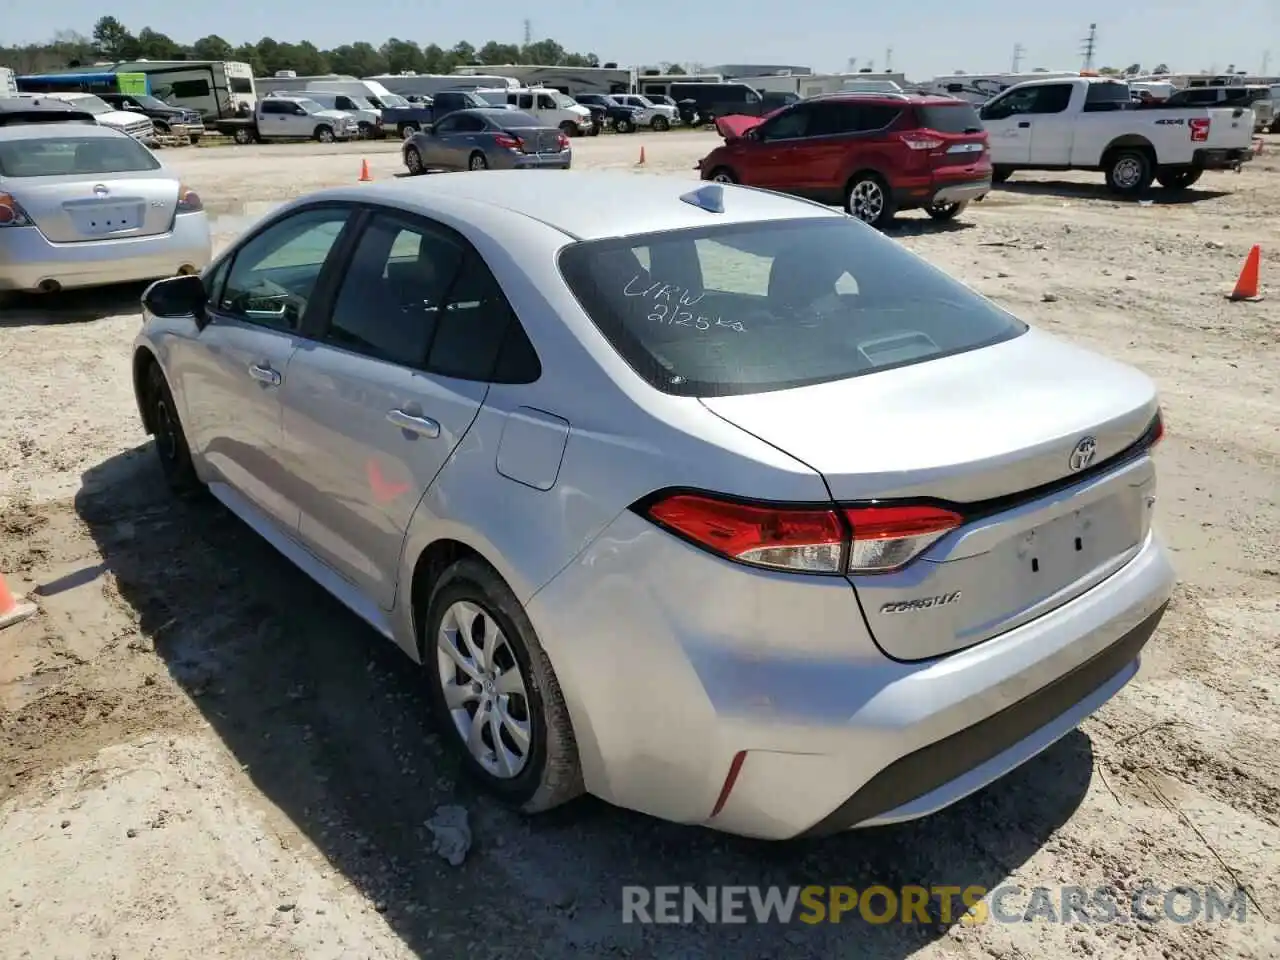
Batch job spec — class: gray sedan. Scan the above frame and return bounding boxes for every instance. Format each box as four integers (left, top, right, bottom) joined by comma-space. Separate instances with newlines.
401, 109, 571, 174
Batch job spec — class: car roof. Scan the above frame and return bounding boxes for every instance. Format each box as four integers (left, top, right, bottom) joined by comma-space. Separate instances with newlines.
335, 170, 842, 241
814, 92, 966, 107
0, 123, 127, 143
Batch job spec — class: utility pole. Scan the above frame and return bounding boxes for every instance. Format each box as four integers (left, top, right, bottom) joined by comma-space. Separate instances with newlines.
1262, 50, 1271, 75
884, 47, 893, 72
1080, 23, 1097, 71
523, 19, 532, 45
1011, 42, 1025, 72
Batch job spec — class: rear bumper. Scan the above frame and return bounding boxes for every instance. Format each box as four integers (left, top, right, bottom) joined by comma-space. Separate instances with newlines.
931, 177, 992, 205
510, 153, 572, 170
526, 506, 1176, 840
894, 174, 992, 210
0, 213, 213, 293
1194, 147, 1253, 169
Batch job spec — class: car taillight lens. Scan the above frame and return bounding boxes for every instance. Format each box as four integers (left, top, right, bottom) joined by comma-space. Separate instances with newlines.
902, 132, 944, 151
843, 504, 963, 573
176, 185, 203, 212
557, 132, 570, 150
640, 493, 963, 575
0, 192, 33, 228
1189, 118, 1210, 142
494, 133, 524, 151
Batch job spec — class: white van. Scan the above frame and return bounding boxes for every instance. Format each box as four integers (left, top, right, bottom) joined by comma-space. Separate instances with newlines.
486, 86, 593, 135
34, 92, 155, 142
302, 79, 412, 112
273, 89, 382, 137
924, 72, 1080, 105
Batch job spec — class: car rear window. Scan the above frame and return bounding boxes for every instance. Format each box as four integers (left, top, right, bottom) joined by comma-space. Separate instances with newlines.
0, 135, 161, 177
558, 217, 1026, 397
916, 103, 984, 133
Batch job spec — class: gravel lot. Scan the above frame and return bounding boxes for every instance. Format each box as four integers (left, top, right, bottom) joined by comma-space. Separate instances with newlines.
1, 130, 1278, 960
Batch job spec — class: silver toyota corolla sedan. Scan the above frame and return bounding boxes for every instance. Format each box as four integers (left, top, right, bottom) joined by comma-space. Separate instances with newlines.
131, 172, 1174, 840
0, 124, 211, 297
402, 108, 571, 174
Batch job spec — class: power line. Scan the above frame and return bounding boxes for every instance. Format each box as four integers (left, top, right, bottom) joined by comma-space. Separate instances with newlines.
1080, 23, 1097, 71
1011, 43, 1025, 72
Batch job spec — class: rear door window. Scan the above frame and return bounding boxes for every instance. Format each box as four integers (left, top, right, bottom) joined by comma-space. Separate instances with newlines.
557, 218, 1026, 397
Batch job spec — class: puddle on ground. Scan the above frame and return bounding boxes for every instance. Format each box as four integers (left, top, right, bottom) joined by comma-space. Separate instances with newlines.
206, 200, 284, 237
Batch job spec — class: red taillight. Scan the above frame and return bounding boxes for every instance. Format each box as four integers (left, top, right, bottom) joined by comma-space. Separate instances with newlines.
843, 504, 963, 573
641, 494, 962, 575
557, 132, 570, 150
1189, 118, 1210, 142
176, 184, 203, 213
0, 192, 33, 228
494, 133, 524, 151
902, 132, 944, 151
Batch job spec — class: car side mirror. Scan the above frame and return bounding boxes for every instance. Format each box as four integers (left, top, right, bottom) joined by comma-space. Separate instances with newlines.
745, 128, 761, 141
143, 274, 207, 324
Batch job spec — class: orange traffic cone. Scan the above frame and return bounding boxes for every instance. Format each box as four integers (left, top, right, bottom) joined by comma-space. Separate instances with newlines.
637, 146, 646, 166
358, 159, 372, 182
1228, 245, 1262, 301
0, 571, 36, 631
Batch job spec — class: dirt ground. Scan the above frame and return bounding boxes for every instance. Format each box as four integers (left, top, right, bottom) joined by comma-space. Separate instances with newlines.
1, 130, 1278, 960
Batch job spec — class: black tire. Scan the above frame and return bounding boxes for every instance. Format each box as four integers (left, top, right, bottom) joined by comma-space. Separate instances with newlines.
845, 172, 895, 229
926, 200, 969, 222
1271, 120, 1279, 135
1155, 168, 1202, 190
232, 126, 253, 145
586, 124, 600, 137
1104, 148, 1154, 196
468, 151, 488, 171
422, 559, 583, 813
991, 165, 1013, 184
559, 121, 577, 138
652, 116, 669, 131
708, 166, 737, 184
145, 363, 201, 496
358, 121, 373, 139
398, 122, 419, 139
404, 146, 424, 175
314, 125, 335, 144
188, 134, 202, 145
154, 121, 171, 137
616, 118, 635, 134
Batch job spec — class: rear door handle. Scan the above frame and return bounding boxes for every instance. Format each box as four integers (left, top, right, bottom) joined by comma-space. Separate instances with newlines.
1018, 121, 1031, 128
387, 409, 441, 438
248, 363, 281, 386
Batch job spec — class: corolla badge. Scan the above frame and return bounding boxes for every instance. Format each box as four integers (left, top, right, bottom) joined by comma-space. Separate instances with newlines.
93, 184, 109, 197
1068, 436, 1098, 472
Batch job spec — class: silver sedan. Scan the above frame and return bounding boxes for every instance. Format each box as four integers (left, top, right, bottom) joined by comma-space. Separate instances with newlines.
0, 124, 211, 297
402, 108, 571, 174
131, 172, 1173, 840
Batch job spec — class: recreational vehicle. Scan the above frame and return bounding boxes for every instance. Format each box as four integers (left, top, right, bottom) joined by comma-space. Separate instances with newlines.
113, 60, 257, 119
452, 64, 632, 96
1, 67, 17, 98
367, 73, 518, 99
633, 72, 723, 98
924, 71, 1080, 104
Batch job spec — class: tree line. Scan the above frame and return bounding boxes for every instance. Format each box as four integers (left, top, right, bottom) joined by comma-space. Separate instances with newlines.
0, 16, 685, 79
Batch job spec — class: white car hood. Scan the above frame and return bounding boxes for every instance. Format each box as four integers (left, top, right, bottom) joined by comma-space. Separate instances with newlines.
96, 109, 149, 129
314, 109, 353, 123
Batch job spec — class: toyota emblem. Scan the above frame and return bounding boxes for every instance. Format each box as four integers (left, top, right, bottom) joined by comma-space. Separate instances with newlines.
1068, 436, 1098, 472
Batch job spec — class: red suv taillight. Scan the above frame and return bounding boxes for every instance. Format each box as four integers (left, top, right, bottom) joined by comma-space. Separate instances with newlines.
641, 493, 962, 575
901, 131, 944, 151
494, 133, 525, 151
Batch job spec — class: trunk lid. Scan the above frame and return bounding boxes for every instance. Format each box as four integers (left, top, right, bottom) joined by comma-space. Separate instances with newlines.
701, 329, 1160, 660
12, 172, 178, 244
909, 102, 991, 178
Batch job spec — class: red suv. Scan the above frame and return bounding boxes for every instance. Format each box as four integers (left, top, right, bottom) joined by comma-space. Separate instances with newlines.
696, 93, 991, 228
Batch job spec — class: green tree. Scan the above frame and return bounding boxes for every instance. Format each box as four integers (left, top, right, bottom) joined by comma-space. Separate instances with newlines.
91, 16, 135, 59
381, 38, 425, 74
191, 34, 234, 61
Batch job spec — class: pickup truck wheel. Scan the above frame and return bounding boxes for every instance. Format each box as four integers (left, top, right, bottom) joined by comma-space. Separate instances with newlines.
615, 118, 635, 134
1156, 169, 1202, 190
358, 121, 373, 139
991, 165, 1013, 184
233, 126, 253, 145
845, 173, 895, 229
652, 116, 670, 131
558, 121, 577, 138
154, 121, 171, 136
926, 200, 969, 222
399, 122, 419, 139
314, 125, 335, 144
1105, 149, 1154, 195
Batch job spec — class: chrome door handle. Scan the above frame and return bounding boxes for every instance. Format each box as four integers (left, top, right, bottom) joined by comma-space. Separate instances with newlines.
387, 409, 441, 438
248, 363, 281, 386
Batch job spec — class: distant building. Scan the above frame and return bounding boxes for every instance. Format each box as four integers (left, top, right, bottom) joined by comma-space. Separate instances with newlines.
714, 64, 813, 78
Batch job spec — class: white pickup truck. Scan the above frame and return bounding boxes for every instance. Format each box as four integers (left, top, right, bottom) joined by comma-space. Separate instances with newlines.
979, 76, 1255, 194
